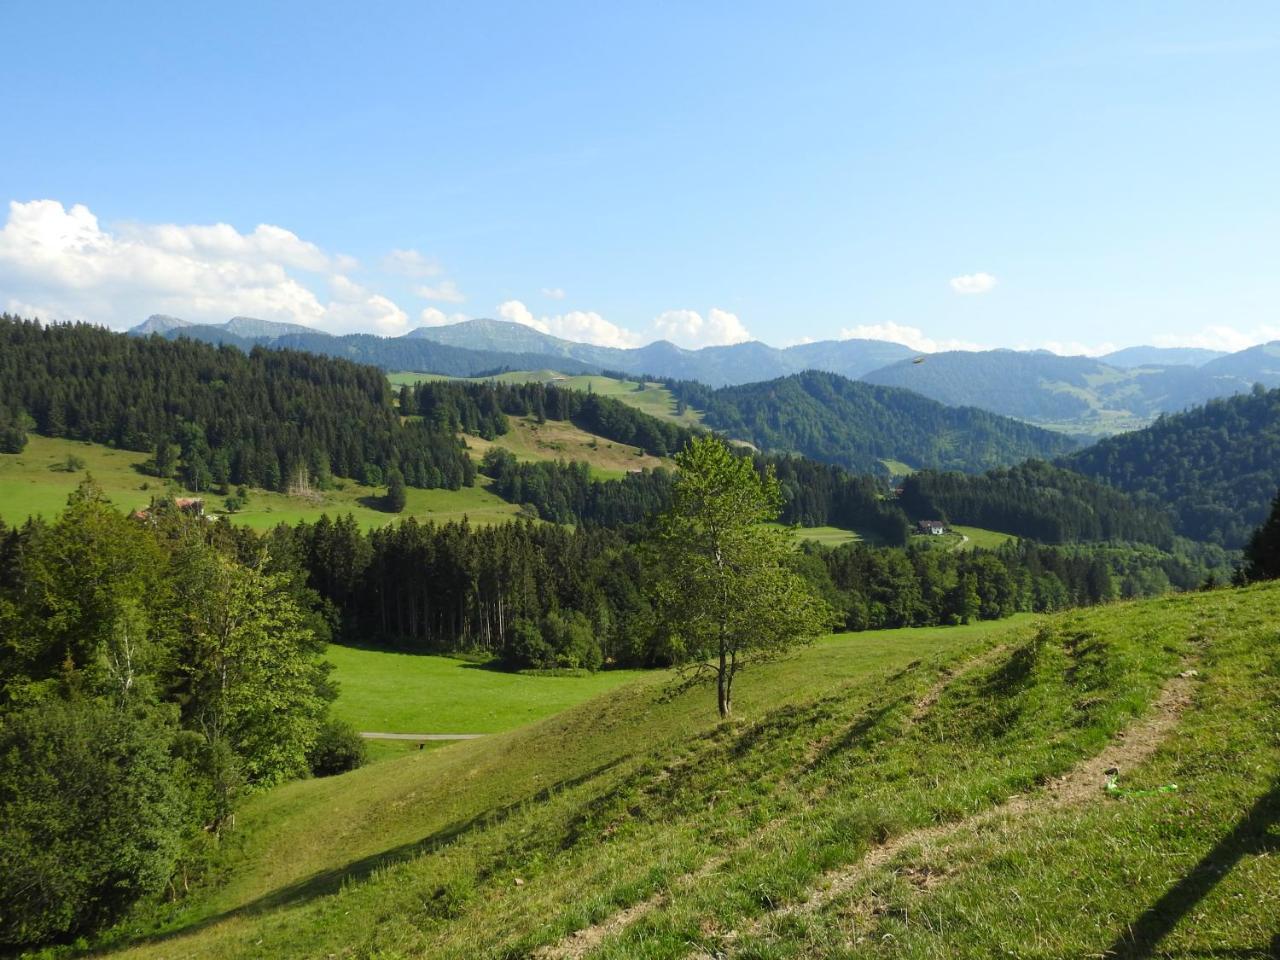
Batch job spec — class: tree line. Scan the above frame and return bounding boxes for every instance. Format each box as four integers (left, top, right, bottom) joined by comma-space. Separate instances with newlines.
276, 507, 1222, 669
403, 377, 699, 457
898, 460, 1177, 547
478, 447, 911, 540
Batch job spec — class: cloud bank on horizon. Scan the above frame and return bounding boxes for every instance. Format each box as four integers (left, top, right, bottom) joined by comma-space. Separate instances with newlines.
0, 198, 1271, 356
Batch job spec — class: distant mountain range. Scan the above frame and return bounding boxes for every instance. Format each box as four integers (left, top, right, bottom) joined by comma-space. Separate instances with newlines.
129, 314, 1271, 434
132, 314, 317, 339
1099, 345, 1227, 368
404, 318, 916, 383
861, 349, 1261, 431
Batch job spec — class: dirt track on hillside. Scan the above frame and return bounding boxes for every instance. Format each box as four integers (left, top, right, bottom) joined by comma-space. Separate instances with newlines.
536, 654, 1197, 960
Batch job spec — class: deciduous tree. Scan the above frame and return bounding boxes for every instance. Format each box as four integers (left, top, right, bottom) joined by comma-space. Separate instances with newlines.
651, 436, 832, 718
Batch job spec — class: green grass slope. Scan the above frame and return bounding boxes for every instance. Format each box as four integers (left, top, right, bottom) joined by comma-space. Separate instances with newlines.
0, 436, 521, 531
95, 585, 1278, 958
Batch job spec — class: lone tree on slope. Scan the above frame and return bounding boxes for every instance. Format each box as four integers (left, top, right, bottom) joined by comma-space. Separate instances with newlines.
384, 467, 407, 513
651, 435, 832, 719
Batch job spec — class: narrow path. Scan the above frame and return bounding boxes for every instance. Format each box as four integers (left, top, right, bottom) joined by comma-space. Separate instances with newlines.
535, 644, 1005, 960
538, 658, 1198, 960
697, 666, 1199, 957
358, 732, 486, 740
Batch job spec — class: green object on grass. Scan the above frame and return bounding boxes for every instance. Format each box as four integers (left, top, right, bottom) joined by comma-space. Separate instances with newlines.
1104, 774, 1179, 799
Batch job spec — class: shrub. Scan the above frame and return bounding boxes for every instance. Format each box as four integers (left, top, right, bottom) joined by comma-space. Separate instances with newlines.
0, 697, 183, 947
308, 716, 368, 777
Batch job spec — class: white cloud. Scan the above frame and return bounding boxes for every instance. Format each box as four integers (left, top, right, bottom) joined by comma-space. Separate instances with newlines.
840, 322, 984, 354
419, 306, 470, 327
415, 279, 466, 303
652, 307, 751, 348
1152, 324, 1280, 353
325, 275, 409, 335
949, 272, 998, 295
383, 248, 441, 278
0, 198, 413, 335
118, 219, 335, 273
497, 299, 642, 348
497, 298, 547, 333
541, 287, 566, 300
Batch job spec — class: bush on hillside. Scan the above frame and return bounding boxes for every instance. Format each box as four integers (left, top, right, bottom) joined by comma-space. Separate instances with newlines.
0, 697, 183, 947
308, 716, 368, 777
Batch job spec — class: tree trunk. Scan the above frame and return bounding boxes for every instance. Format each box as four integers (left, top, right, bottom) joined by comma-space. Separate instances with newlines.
717, 642, 731, 718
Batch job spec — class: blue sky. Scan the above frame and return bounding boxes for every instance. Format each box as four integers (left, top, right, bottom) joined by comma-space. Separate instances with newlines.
1, 2, 1278, 353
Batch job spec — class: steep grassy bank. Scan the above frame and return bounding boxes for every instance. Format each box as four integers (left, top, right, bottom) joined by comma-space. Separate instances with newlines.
90, 588, 1277, 958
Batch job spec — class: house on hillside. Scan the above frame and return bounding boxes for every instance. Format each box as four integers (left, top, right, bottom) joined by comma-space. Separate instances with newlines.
917, 520, 947, 536
130, 496, 206, 524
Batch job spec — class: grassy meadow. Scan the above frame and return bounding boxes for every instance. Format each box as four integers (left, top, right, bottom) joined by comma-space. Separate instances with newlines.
0, 435, 522, 531
781, 523, 864, 546
0, 437, 914, 547
90, 584, 1280, 959
461, 415, 670, 480
326, 645, 646, 761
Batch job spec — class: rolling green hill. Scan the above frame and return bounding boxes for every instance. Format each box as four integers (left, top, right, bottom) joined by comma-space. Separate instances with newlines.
666, 370, 1078, 474
92, 583, 1279, 958
1064, 385, 1280, 548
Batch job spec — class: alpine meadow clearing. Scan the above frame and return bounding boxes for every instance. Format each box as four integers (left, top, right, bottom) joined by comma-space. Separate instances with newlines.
0, 435, 522, 530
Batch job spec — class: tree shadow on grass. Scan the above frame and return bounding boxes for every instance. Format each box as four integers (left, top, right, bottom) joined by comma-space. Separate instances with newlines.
1105, 779, 1280, 959
104, 756, 627, 955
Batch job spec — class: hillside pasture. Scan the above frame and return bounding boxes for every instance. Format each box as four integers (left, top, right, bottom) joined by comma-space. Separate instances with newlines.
461, 415, 669, 480
0, 435, 522, 531
783, 524, 864, 546
95, 586, 1280, 959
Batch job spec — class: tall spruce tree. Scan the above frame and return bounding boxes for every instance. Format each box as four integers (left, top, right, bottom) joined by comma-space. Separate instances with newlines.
1243, 488, 1280, 581
385, 467, 407, 513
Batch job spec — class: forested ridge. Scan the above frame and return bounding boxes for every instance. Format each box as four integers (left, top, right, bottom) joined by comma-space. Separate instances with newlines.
0, 317, 1202, 555
899, 461, 1178, 547
0, 317, 692, 494
0, 316, 477, 491
661, 369, 1077, 474
166, 325, 603, 378
1063, 385, 1280, 547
